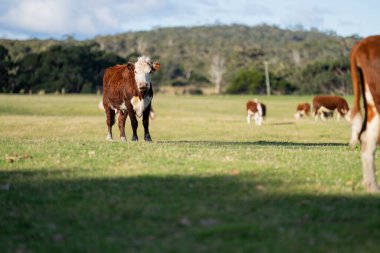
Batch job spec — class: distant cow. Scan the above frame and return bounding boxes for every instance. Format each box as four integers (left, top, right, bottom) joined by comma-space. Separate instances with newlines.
102, 56, 160, 142
349, 35, 380, 192
246, 100, 266, 126
294, 102, 311, 119
313, 95, 350, 121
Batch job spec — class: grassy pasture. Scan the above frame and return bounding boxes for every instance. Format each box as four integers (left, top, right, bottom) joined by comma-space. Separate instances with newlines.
1, 94, 380, 253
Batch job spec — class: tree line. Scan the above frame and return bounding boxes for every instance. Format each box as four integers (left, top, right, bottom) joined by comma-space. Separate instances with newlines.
0, 43, 124, 93
0, 25, 358, 95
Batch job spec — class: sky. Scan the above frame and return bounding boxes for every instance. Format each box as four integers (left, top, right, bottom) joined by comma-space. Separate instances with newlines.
0, 0, 378, 40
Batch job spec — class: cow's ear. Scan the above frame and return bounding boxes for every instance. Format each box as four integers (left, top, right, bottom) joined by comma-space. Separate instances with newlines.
127, 63, 135, 72
152, 62, 160, 71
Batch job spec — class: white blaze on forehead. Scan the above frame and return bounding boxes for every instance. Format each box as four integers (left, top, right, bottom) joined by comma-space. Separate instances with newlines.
134, 56, 152, 89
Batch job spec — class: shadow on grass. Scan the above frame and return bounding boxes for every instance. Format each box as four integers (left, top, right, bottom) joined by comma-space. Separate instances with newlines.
267, 121, 295, 126
1, 169, 380, 253
157, 140, 348, 148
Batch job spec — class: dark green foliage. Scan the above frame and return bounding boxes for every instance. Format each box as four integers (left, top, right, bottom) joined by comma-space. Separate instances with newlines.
226, 68, 297, 94
292, 57, 351, 95
15, 44, 124, 93
0, 45, 14, 92
226, 68, 265, 94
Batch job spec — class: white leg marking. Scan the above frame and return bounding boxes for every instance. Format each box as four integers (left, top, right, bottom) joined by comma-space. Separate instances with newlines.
257, 116, 263, 126
361, 113, 380, 192
106, 133, 113, 141
120, 136, 126, 142
361, 87, 380, 192
253, 113, 263, 126
350, 113, 362, 147
344, 110, 351, 122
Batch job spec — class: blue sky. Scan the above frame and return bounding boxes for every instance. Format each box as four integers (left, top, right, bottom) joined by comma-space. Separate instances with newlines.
0, 0, 378, 40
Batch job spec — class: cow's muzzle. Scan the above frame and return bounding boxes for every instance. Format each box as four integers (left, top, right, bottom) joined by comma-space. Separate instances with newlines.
138, 83, 150, 91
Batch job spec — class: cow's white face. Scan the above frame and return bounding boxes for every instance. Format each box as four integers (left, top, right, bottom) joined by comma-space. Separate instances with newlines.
134, 56, 156, 91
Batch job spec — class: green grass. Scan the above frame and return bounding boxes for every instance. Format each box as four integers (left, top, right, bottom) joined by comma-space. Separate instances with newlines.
1, 94, 380, 253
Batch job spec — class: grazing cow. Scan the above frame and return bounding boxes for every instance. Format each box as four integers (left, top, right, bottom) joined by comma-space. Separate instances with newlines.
102, 56, 160, 142
313, 95, 350, 121
294, 102, 311, 119
349, 35, 380, 192
246, 100, 266, 126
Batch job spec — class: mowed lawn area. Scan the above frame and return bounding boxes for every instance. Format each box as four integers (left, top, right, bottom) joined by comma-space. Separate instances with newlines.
1, 94, 380, 253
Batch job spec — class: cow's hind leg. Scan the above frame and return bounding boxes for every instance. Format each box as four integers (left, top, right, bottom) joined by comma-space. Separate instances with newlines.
350, 111, 362, 147
143, 105, 152, 142
360, 104, 380, 192
118, 111, 128, 142
105, 105, 116, 141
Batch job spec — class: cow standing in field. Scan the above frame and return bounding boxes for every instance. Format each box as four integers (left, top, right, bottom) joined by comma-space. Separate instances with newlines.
313, 95, 350, 121
246, 100, 266, 126
294, 102, 311, 119
349, 35, 380, 192
102, 56, 160, 142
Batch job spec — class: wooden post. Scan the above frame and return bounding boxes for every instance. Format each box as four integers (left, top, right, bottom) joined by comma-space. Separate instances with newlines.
264, 61, 270, 96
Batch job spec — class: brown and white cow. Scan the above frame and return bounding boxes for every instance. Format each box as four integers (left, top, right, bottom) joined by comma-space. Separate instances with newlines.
102, 56, 160, 142
294, 102, 311, 119
349, 35, 380, 192
246, 99, 266, 126
313, 95, 350, 121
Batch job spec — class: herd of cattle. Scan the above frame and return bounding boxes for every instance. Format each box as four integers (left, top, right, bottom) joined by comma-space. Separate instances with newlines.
246, 95, 351, 126
100, 36, 380, 193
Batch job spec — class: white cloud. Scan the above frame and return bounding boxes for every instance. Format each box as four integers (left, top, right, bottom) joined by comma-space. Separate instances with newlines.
0, 0, 378, 39
0, 0, 70, 35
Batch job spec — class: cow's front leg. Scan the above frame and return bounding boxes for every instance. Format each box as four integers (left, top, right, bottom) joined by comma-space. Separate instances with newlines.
128, 104, 139, 141
143, 105, 152, 142
118, 111, 128, 142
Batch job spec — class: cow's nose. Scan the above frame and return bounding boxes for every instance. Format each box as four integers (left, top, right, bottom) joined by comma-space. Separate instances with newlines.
139, 83, 147, 89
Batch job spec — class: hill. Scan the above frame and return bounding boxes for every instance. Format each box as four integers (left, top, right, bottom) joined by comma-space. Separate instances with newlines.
0, 25, 361, 94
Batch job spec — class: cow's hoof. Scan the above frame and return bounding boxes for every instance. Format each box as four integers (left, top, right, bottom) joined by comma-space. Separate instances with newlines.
144, 135, 152, 142
120, 136, 126, 142
132, 135, 138, 142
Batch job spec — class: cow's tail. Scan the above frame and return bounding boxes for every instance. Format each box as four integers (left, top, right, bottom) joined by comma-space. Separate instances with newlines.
98, 100, 104, 110
149, 107, 156, 120
349, 50, 366, 147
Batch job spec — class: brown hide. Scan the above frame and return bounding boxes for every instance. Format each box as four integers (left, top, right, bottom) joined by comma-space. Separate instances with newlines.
349, 35, 380, 192
313, 96, 349, 116
296, 103, 310, 115
246, 101, 258, 113
246, 100, 266, 117
351, 35, 380, 125
102, 64, 139, 110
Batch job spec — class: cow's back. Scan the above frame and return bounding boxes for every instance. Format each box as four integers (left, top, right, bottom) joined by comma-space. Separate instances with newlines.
313, 96, 347, 110
103, 64, 137, 106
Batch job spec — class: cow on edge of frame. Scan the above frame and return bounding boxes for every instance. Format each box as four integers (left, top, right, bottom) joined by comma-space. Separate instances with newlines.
349, 35, 380, 193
